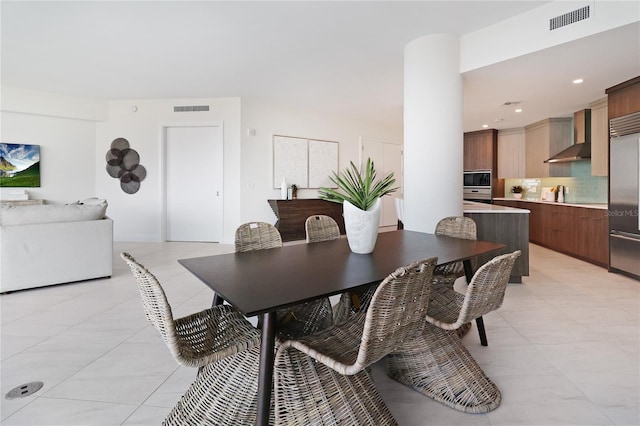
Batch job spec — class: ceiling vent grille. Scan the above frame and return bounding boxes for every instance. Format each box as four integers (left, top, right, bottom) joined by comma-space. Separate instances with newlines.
550, 5, 590, 31
174, 105, 210, 112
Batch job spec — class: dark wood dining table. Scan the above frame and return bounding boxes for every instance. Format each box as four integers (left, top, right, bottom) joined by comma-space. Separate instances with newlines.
179, 230, 505, 426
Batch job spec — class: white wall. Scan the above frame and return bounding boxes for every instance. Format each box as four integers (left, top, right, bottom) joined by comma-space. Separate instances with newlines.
461, 0, 640, 72
0, 88, 106, 204
239, 98, 402, 226
95, 98, 242, 243
1, 89, 402, 244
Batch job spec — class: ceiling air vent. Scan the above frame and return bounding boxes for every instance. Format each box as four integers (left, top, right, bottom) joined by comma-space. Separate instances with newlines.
550, 5, 590, 31
173, 105, 210, 112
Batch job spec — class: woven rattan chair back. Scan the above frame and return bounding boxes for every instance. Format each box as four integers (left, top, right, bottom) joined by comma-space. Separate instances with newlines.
305, 215, 340, 243
426, 250, 520, 330
435, 216, 477, 240
121, 252, 261, 368
235, 222, 282, 252
121, 252, 176, 341
284, 257, 437, 376
434, 216, 477, 277
356, 257, 437, 370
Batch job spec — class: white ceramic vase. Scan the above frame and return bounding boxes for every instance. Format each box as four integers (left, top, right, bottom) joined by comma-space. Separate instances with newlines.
343, 198, 381, 254
513, 193, 523, 199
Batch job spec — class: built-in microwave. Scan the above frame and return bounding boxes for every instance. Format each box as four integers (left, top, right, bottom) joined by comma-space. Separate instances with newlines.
463, 170, 491, 187
463, 170, 492, 201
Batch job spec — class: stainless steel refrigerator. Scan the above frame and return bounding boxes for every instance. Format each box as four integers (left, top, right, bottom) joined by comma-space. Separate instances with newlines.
609, 111, 640, 279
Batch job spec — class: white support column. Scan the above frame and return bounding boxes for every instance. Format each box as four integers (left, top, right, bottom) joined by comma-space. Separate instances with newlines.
403, 34, 463, 233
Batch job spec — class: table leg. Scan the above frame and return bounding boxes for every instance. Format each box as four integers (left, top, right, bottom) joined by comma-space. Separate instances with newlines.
256, 311, 276, 426
463, 259, 488, 346
211, 294, 223, 306
462, 259, 474, 284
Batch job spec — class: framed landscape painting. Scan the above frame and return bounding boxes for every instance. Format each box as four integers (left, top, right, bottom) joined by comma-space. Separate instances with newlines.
0, 143, 41, 187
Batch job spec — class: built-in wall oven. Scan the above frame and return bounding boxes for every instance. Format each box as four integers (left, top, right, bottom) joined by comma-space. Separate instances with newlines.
463, 170, 492, 203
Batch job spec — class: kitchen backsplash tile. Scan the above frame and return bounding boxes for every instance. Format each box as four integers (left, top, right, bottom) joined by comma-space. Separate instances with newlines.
505, 162, 608, 204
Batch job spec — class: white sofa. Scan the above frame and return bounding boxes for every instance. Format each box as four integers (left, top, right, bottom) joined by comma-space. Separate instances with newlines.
0, 202, 113, 293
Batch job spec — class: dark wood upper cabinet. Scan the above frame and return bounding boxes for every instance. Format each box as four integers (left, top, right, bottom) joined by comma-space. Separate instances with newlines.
606, 76, 640, 119
464, 129, 502, 197
463, 129, 498, 171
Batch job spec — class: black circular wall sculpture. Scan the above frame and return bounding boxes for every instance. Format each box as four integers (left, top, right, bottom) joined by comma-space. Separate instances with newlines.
105, 138, 147, 194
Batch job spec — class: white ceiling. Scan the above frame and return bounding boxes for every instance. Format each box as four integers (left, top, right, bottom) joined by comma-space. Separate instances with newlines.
2, 1, 639, 132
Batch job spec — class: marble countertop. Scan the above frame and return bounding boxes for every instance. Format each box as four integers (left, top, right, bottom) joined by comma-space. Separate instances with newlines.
492, 198, 608, 210
463, 201, 530, 213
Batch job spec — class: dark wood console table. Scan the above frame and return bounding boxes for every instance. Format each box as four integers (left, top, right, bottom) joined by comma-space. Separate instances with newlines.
268, 199, 345, 242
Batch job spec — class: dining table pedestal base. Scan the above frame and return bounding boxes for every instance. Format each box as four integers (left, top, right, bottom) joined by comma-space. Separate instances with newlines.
385, 323, 501, 414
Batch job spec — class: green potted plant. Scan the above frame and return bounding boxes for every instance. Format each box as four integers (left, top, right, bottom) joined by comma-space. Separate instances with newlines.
319, 158, 397, 253
511, 185, 524, 199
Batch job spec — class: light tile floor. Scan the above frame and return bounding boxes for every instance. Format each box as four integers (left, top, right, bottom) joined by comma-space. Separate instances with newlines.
1, 242, 638, 425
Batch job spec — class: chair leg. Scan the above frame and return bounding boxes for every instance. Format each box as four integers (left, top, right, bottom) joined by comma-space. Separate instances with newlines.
385, 323, 501, 414
476, 316, 488, 346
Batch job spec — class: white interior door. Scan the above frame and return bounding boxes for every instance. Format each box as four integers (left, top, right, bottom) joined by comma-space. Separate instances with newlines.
165, 125, 223, 242
361, 138, 403, 227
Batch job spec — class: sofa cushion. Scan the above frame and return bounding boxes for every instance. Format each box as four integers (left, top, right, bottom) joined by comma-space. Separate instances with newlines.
80, 197, 107, 205
0, 203, 108, 226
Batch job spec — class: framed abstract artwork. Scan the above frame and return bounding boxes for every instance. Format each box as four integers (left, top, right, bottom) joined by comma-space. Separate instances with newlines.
272, 135, 338, 189
0, 143, 41, 187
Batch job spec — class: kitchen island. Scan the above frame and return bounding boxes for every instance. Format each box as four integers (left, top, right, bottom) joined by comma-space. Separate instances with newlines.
463, 201, 530, 282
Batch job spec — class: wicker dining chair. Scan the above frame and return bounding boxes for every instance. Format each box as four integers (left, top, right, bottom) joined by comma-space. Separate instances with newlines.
235, 222, 333, 339
425, 250, 520, 332
385, 251, 521, 414
431, 216, 479, 340
274, 257, 438, 425
433, 216, 477, 279
235, 221, 283, 253
305, 215, 340, 243
121, 252, 262, 368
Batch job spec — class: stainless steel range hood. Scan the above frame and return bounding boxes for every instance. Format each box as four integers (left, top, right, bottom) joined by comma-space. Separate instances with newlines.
544, 109, 591, 163
544, 142, 591, 163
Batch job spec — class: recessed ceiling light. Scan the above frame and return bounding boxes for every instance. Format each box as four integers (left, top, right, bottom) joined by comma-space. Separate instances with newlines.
482, 124, 489, 128
515, 108, 523, 113
573, 78, 584, 84
494, 118, 504, 122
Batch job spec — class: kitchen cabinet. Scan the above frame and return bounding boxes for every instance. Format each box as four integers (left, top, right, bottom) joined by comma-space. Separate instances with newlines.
590, 97, 608, 176
497, 128, 525, 178
493, 200, 608, 267
539, 203, 577, 255
463, 129, 497, 171
464, 129, 503, 198
524, 118, 572, 178
605, 76, 640, 119
576, 208, 608, 266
